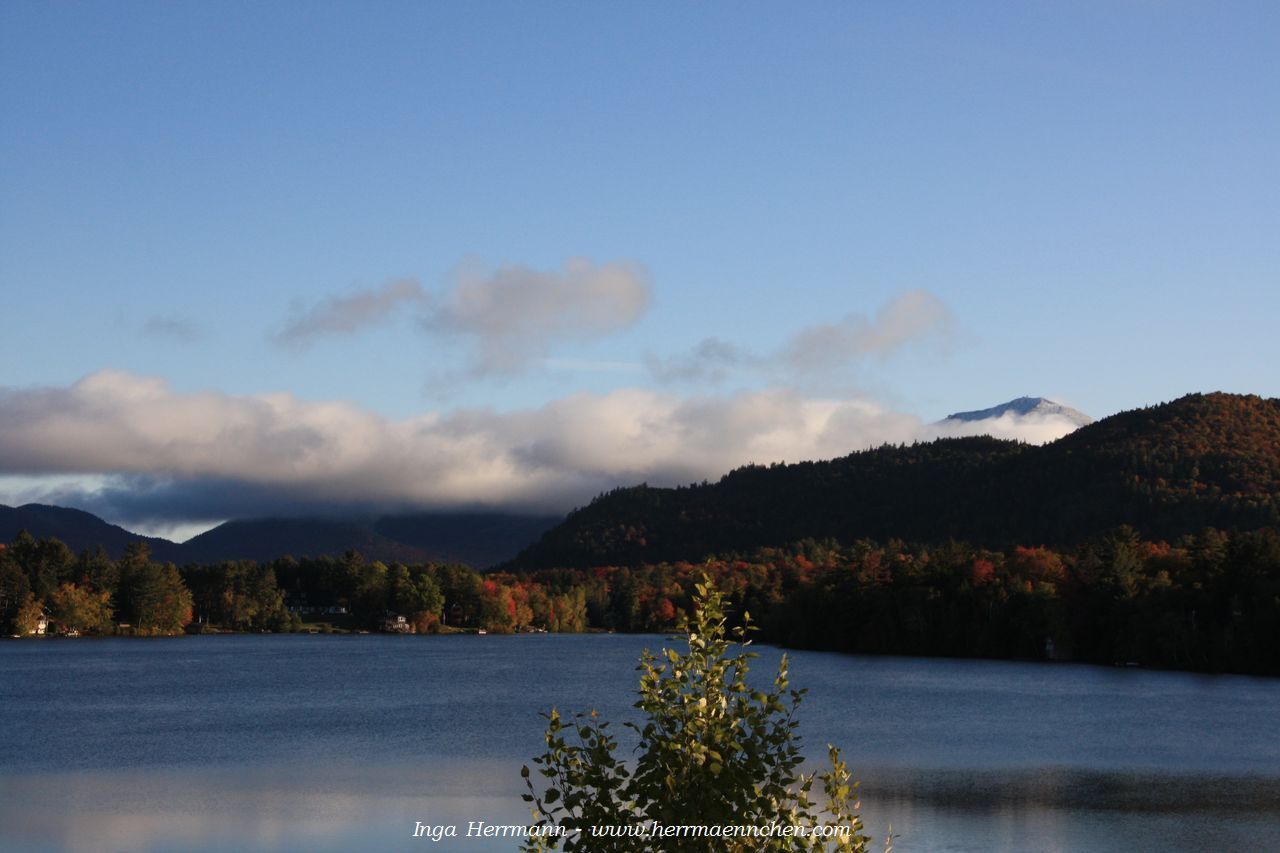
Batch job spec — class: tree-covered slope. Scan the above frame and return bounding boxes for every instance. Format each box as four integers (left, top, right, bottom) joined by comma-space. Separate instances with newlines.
0, 506, 560, 569
0, 504, 184, 561
182, 512, 560, 567
509, 393, 1280, 569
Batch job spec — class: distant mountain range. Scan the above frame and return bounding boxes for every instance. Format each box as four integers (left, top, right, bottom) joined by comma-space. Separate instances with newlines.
0, 503, 186, 562
943, 396, 1093, 428
10, 393, 1275, 571
507, 392, 1280, 569
1, 394, 1072, 567
0, 505, 560, 569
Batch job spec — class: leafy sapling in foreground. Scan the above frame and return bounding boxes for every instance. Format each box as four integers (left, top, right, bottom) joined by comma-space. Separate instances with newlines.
522, 579, 872, 851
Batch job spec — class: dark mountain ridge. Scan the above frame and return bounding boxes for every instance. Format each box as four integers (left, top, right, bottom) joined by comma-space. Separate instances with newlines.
0, 504, 186, 562
0, 506, 560, 569
507, 392, 1280, 570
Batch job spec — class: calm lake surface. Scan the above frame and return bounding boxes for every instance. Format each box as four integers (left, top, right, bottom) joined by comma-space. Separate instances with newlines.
1, 634, 1278, 852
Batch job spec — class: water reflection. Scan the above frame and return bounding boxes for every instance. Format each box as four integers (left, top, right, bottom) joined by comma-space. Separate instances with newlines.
857, 766, 1280, 812
5, 761, 1278, 853
0, 761, 525, 853
2, 635, 1278, 851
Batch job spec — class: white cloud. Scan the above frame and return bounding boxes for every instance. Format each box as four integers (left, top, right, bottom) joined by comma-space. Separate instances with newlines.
782, 289, 954, 374
645, 337, 757, 385
268, 259, 652, 379
0, 371, 1081, 526
271, 279, 426, 346
645, 291, 956, 388
922, 411, 1084, 445
425, 258, 652, 375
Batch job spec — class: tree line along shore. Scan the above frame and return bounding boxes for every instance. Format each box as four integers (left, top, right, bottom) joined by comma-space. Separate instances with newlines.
2, 525, 1277, 676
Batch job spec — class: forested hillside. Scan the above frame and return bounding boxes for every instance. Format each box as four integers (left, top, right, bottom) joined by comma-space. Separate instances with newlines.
509, 393, 1280, 570
0, 504, 185, 562
4, 526, 1278, 674
0, 507, 559, 569
4, 392, 1277, 674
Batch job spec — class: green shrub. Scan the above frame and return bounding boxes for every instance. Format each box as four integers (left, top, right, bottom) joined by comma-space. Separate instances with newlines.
522, 579, 871, 851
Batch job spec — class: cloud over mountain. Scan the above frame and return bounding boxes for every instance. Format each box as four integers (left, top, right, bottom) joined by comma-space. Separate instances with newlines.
924, 410, 1087, 445
0, 372, 1082, 528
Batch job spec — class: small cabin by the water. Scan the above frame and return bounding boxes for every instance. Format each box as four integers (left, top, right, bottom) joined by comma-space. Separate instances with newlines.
381, 613, 411, 634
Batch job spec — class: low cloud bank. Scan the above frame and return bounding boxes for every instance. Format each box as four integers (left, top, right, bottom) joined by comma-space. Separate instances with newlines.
922, 411, 1087, 446
0, 371, 1081, 528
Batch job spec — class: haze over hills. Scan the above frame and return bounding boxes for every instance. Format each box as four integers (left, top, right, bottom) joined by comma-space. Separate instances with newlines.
178, 513, 562, 568
0, 506, 560, 569
507, 392, 1280, 570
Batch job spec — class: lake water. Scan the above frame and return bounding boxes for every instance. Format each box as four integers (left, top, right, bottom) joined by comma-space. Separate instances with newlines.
1, 634, 1278, 852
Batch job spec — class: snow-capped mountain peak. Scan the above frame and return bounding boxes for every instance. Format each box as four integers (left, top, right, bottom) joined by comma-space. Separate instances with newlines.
944, 396, 1093, 427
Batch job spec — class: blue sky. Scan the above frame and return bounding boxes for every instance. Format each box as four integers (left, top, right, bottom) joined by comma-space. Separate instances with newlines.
1, 2, 1277, 536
